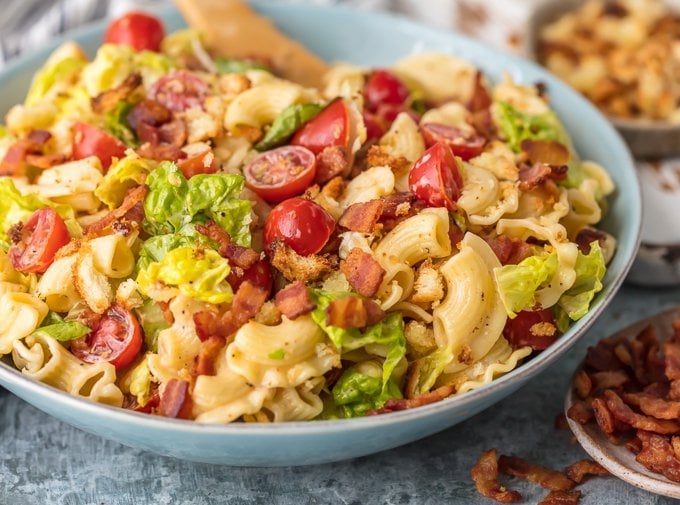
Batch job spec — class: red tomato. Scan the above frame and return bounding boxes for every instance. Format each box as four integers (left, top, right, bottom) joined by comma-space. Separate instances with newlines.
291, 99, 350, 154
375, 102, 420, 124
149, 71, 209, 112
420, 123, 486, 161
409, 142, 464, 210
263, 197, 335, 256
9, 208, 70, 273
71, 304, 143, 369
244, 145, 316, 203
363, 110, 387, 142
72, 122, 127, 171
103, 11, 165, 52
177, 148, 217, 178
364, 69, 410, 112
503, 308, 558, 351
227, 259, 273, 295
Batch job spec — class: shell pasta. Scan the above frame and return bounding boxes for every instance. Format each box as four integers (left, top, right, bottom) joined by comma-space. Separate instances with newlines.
0, 11, 616, 423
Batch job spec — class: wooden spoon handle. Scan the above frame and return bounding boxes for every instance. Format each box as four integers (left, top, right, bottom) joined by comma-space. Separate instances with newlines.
174, 0, 329, 88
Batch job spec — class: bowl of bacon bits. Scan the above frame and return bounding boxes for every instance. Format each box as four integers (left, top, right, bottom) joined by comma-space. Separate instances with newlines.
529, 0, 680, 158
565, 305, 680, 498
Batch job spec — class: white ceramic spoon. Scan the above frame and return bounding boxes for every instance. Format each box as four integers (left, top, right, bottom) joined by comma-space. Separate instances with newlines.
564, 306, 680, 499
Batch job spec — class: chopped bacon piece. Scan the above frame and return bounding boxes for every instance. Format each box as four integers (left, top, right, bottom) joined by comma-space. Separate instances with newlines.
537, 490, 582, 505
338, 199, 384, 233
159, 379, 192, 419
340, 248, 385, 298
192, 280, 268, 342
567, 399, 594, 424
195, 221, 260, 269
575, 228, 608, 255
326, 296, 384, 329
591, 369, 629, 391
591, 397, 616, 435
377, 192, 427, 232
158, 300, 174, 325
521, 139, 570, 166
91, 73, 142, 114
636, 430, 680, 482
623, 392, 680, 420
24, 152, 68, 169
195, 335, 226, 376
369, 384, 456, 415
484, 235, 534, 265
564, 460, 609, 484
84, 184, 148, 236
572, 370, 593, 399
467, 70, 492, 113
0, 130, 55, 176
127, 99, 172, 130
136, 142, 187, 162
665, 340, 680, 381
129, 98, 188, 161
498, 455, 576, 491
604, 389, 680, 434
274, 281, 315, 320
316, 145, 351, 184
470, 449, 522, 503
27, 129, 52, 145
518, 162, 568, 191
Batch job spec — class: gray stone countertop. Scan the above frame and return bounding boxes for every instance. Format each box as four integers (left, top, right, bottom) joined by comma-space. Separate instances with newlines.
1, 283, 679, 505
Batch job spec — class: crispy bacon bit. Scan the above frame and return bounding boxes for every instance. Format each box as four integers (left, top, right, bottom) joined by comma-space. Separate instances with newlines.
127, 99, 172, 130
316, 145, 351, 184
159, 379, 192, 419
7, 222, 23, 245
467, 70, 492, 113
572, 370, 593, 399
591, 369, 629, 392
604, 389, 680, 434
521, 139, 570, 166
369, 384, 456, 415
484, 235, 534, 265
340, 248, 386, 298
195, 335, 226, 376
338, 199, 384, 233
129, 98, 188, 161
537, 490, 582, 505
622, 392, 680, 420
591, 397, 616, 435
518, 162, 568, 191
27, 129, 52, 145
136, 142, 187, 162
665, 340, 680, 381
269, 240, 337, 283
195, 221, 260, 269
326, 296, 384, 329
636, 430, 680, 482
91, 73, 142, 114
0, 129, 57, 176
85, 184, 149, 236
564, 459, 609, 484
498, 455, 576, 491
575, 228, 608, 255
274, 281, 315, 320
158, 300, 174, 325
567, 399, 594, 424
470, 449, 522, 503
377, 192, 426, 232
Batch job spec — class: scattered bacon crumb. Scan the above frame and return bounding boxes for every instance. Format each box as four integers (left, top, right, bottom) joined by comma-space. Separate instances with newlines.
575, 228, 608, 255
274, 281, 315, 320
159, 379, 192, 419
564, 460, 609, 484
518, 162, 568, 191
340, 248, 385, 298
471, 449, 522, 503
91, 73, 142, 114
498, 455, 576, 491
85, 184, 148, 236
537, 490, 582, 505
194, 334, 226, 377
368, 384, 456, 415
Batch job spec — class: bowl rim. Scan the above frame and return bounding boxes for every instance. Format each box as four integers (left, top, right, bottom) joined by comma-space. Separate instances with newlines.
0, 1, 642, 437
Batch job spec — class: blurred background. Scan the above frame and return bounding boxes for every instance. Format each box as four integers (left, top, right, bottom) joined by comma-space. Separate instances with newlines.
0, 0, 547, 68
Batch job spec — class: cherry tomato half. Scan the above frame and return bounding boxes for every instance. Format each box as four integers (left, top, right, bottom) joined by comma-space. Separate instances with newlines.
177, 147, 217, 178
149, 71, 209, 113
502, 308, 558, 351
420, 123, 486, 161
71, 304, 143, 369
244, 145, 316, 204
227, 258, 273, 295
72, 122, 127, 171
291, 98, 350, 154
9, 208, 70, 273
363, 110, 387, 142
264, 197, 335, 256
364, 69, 410, 112
409, 141, 464, 211
103, 11, 165, 52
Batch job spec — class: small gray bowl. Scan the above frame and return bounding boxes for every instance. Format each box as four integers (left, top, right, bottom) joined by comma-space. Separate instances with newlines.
526, 0, 680, 159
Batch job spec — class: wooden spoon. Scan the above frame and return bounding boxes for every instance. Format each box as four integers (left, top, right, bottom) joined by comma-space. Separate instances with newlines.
174, 0, 329, 88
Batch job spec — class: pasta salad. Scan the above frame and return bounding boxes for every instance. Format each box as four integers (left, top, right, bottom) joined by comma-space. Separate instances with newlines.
0, 11, 616, 423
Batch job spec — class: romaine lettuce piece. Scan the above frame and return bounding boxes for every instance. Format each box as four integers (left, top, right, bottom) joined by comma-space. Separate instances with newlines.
33, 311, 90, 342
95, 154, 156, 209
135, 298, 170, 352
127, 358, 152, 407
25, 43, 87, 106
143, 162, 252, 246
310, 290, 406, 392
332, 361, 402, 418
104, 101, 137, 146
558, 241, 606, 321
136, 246, 232, 304
214, 57, 268, 74
494, 251, 558, 318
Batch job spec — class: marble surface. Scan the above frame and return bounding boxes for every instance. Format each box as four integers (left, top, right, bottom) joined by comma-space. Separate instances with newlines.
0, 283, 678, 504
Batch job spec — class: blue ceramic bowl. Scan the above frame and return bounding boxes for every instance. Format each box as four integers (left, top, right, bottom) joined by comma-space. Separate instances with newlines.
0, 2, 641, 466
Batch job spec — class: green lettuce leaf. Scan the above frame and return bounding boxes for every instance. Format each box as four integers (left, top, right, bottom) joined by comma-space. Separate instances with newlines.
332, 361, 402, 418
558, 241, 606, 321
104, 101, 137, 146
160, 28, 203, 61
310, 290, 406, 392
95, 154, 156, 209
494, 251, 558, 318
127, 359, 152, 407
143, 162, 252, 246
34, 312, 90, 342
136, 224, 211, 271
254, 103, 323, 152
135, 298, 170, 352
136, 246, 233, 304
26, 55, 86, 107
214, 57, 268, 74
